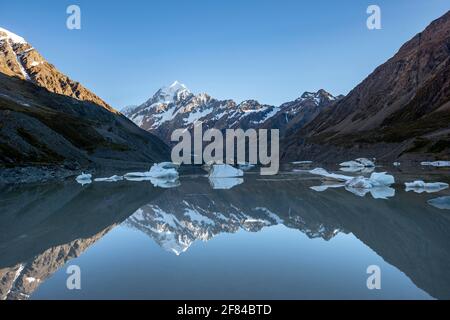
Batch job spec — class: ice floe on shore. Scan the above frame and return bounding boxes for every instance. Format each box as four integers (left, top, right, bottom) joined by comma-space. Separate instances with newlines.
405, 181, 449, 193
428, 196, 450, 210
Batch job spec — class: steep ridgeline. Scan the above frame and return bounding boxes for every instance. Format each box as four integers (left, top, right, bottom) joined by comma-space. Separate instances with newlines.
124, 81, 340, 144
260, 90, 342, 137
282, 10, 450, 162
0, 27, 115, 112
0, 27, 169, 168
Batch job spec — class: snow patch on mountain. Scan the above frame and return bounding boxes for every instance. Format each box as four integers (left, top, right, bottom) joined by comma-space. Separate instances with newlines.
0, 27, 27, 44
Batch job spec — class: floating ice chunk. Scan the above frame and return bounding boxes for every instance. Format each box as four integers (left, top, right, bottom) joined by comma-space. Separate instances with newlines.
150, 177, 180, 188
340, 166, 375, 173
369, 187, 396, 199
238, 163, 255, 171
421, 161, 450, 167
345, 176, 373, 189
428, 196, 450, 210
405, 181, 449, 193
209, 177, 244, 190
94, 175, 123, 182
393, 162, 401, 167
356, 158, 375, 167
345, 186, 395, 199
311, 180, 395, 199
344, 173, 395, 199
209, 164, 244, 178
76, 172, 92, 186
310, 183, 344, 192
369, 172, 395, 186
125, 162, 179, 179
125, 175, 180, 188
291, 161, 313, 165
340, 158, 375, 168
309, 168, 394, 190
340, 161, 364, 168
309, 168, 353, 182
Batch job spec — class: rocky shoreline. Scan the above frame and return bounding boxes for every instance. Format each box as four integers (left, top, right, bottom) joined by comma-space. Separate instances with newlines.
0, 166, 85, 185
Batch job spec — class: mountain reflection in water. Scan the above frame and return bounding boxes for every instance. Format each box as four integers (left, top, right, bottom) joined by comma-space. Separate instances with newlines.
1, 169, 449, 300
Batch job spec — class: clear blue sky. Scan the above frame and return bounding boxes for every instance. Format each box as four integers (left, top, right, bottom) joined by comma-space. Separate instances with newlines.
1, 0, 449, 109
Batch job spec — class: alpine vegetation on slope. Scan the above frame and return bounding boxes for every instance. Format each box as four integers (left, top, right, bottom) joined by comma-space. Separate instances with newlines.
124, 81, 340, 144
282, 10, 450, 162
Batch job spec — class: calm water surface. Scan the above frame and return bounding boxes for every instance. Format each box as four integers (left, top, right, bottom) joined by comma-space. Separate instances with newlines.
0, 165, 449, 300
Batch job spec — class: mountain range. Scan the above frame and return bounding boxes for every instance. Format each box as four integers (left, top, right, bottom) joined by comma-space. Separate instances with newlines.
281, 11, 450, 162
124, 10, 450, 162
1, 10, 449, 174
124, 81, 340, 144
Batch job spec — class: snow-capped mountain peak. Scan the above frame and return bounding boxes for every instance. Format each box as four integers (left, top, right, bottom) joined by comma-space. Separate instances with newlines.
154, 80, 191, 104
0, 27, 27, 45
297, 89, 336, 106
124, 84, 342, 143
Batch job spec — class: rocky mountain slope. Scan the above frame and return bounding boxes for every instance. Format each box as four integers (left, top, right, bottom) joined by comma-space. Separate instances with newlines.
124, 81, 339, 144
0, 28, 169, 169
0, 27, 114, 112
282, 10, 450, 162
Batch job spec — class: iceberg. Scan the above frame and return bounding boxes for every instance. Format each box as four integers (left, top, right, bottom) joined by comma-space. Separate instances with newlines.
309, 168, 353, 182
124, 162, 180, 188
310, 183, 344, 192
125, 162, 179, 179
405, 181, 449, 193
238, 163, 255, 171
428, 196, 450, 210
345, 186, 396, 199
209, 177, 244, 190
420, 161, 450, 167
149, 177, 180, 188
309, 168, 395, 199
340, 158, 375, 168
75, 172, 92, 186
369, 172, 395, 186
94, 175, 123, 182
340, 166, 375, 173
291, 161, 313, 165
209, 164, 244, 178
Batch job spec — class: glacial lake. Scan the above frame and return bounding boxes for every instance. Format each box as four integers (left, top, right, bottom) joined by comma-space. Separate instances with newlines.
1, 164, 449, 300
